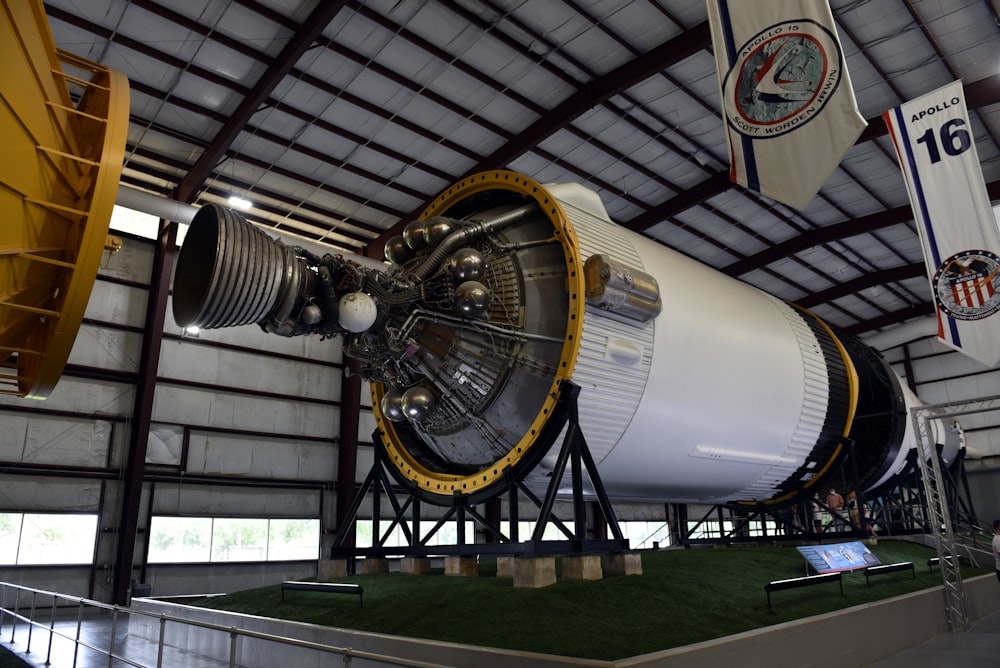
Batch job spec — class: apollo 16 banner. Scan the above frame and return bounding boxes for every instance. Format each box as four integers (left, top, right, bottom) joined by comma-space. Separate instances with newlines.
884, 81, 1000, 367
707, 0, 867, 210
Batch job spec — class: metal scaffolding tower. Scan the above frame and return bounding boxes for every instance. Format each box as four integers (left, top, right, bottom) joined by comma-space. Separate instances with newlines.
911, 393, 1000, 632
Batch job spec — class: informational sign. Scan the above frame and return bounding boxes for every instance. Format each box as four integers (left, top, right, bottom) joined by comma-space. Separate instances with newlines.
883, 80, 1000, 367
707, 0, 867, 210
796, 541, 880, 573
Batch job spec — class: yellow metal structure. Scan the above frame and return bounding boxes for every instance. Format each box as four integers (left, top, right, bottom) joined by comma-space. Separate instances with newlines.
1, 1, 129, 398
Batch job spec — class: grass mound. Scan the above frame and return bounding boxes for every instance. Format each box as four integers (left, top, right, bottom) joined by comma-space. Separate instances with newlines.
195, 540, 988, 660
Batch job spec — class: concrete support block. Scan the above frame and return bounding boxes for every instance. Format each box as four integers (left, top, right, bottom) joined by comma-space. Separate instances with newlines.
513, 557, 557, 588
561, 555, 603, 581
496, 556, 515, 578
604, 552, 643, 576
317, 559, 349, 579
400, 557, 432, 575
360, 558, 390, 575
444, 556, 479, 577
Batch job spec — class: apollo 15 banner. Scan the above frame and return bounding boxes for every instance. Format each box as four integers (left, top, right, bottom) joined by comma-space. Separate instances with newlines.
707, 0, 867, 210
884, 81, 1000, 367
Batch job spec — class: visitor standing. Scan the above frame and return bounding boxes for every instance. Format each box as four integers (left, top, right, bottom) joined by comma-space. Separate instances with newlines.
846, 489, 860, 527
993, 519, 1000, 584
825, 487, 845, 512
811, 493, 824, 533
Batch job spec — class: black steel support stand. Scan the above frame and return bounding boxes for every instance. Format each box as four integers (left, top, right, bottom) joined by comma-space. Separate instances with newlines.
329, 381, 630, 559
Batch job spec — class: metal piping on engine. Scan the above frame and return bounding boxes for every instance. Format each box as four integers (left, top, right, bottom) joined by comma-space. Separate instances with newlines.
408, 203, 538, 282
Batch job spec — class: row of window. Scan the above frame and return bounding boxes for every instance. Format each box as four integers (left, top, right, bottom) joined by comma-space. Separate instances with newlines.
1, 513, 99, 565
148, 517, 320, 562
686, 520, 782, 539
358, 519, 670, 549
1, 513, 671, 565
0, 514, 320, 565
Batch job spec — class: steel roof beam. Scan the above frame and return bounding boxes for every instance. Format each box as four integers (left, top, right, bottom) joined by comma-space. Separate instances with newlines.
794, 263, 926, 309
722, 179, 1000, 277
843, 303, 936, 336
625, 74, 1000, 232
174, 1, 350, 202
464, 22, 712, 177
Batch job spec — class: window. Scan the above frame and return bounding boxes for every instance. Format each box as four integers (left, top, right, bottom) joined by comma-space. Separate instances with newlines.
147, 517, 212, 562
621, 521, 671, 549
683, 519, 781, 540
109, 205, 190, 245
147, 517, 319, 563
0, 513, 21, 564
355, 520, 476, 548
0, 513, 98, 565
498, 521, 569, 542
268, 519, 322, 560
686, 520, 734, 540
211, 518, 267, 562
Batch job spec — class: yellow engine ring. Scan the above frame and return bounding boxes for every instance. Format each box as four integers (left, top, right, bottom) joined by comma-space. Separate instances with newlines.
371, 171, 586, 498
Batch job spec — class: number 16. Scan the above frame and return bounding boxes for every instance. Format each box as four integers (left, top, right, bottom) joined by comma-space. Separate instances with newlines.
915, 118, 972, 164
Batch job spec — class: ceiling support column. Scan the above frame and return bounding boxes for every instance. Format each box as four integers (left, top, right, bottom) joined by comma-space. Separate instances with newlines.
111, 219, 176, 605
335, 358, 362, 549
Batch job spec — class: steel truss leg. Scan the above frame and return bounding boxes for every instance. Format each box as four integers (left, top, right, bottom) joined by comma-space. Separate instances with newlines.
330, 381, 629, 558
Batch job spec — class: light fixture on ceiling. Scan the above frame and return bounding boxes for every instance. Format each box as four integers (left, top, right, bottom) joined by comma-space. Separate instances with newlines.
181, 325, 200, 338
227, 196, 252, 210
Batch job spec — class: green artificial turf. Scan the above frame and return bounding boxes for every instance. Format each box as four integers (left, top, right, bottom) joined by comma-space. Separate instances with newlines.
195, 540, 990, 661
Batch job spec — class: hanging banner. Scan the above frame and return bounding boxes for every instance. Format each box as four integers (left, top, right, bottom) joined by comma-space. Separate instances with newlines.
707, 0, 867, 210
883, 80, 1000, 367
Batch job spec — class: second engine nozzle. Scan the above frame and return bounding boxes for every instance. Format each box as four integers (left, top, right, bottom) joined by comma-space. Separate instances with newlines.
172, 205, 310, 333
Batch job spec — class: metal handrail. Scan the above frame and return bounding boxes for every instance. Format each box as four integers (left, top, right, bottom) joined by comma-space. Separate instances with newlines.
1, 581, 450, 668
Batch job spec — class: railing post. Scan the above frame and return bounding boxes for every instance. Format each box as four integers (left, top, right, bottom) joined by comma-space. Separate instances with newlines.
72, 599, 83, 668
26, 590, 36, 654
107, 607, 118, 667
342, 647, 353, 666
156, 615, 166, 668
10, 588, 19, 644
46, 594, 57, 666
228, 627, 238, 668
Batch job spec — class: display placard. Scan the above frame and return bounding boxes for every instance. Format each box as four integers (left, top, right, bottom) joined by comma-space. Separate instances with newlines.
796, 541, 880, 573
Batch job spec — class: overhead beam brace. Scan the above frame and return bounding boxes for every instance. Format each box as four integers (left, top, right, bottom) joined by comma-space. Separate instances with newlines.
464, 22, 712, 177
721, 179, 1000, 278
174, 1, 350, 202
843, 303, 936, 335
622, 172, 730, 233
622, 74, 1000, 234
857, 72, 1000, 143
794, 263, 926, 309
367, 21, 713, 257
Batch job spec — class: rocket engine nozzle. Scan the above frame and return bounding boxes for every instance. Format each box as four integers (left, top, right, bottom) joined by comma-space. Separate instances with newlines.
172, 204, 310, 332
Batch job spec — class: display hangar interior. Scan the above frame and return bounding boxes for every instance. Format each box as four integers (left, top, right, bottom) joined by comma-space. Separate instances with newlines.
2, 0, 1000, 604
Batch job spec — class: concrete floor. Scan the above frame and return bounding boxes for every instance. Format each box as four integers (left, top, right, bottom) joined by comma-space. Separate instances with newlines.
3, 609, 1000, 667
865, 608, 1000, 667
1, 612, 230, 668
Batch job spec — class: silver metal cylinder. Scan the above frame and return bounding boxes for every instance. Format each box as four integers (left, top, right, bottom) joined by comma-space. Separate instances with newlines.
583, 254, 662, 321
172, 205, 304, 329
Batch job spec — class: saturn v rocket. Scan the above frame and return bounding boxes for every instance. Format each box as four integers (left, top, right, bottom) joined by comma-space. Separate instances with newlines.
171, 171, 962, 508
